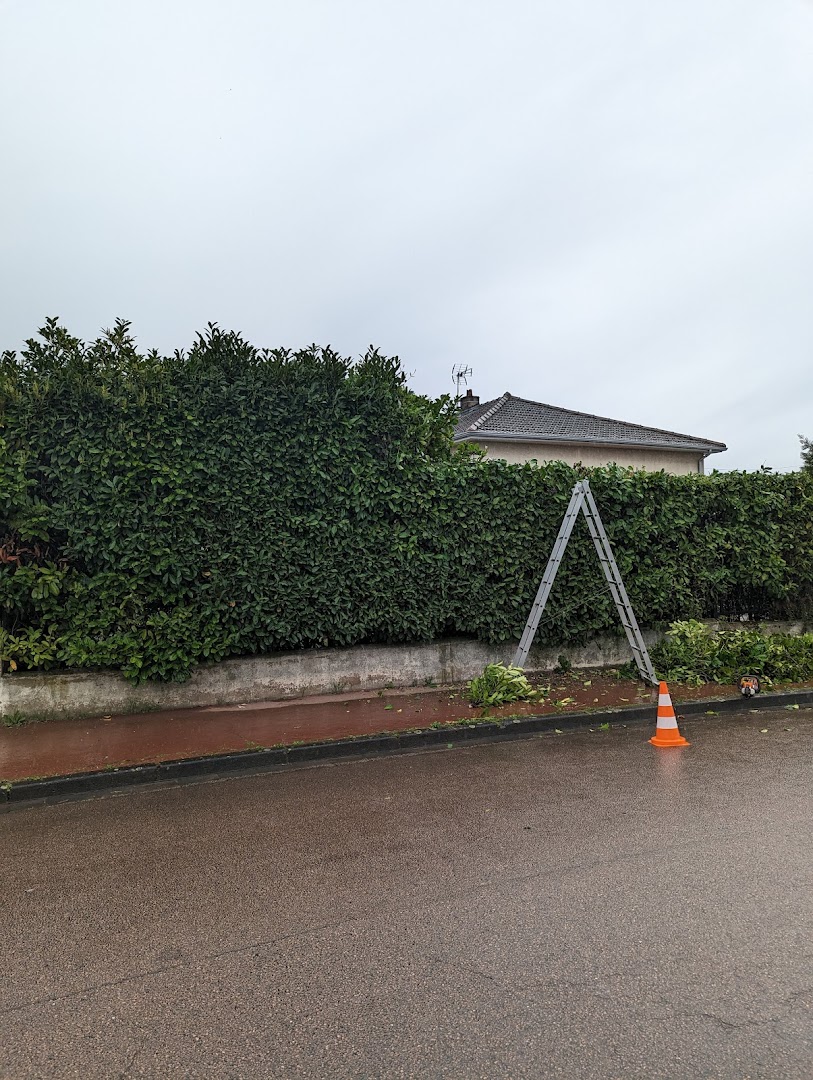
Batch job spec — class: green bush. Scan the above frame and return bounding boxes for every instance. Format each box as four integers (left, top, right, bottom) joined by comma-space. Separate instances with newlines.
651, 620, 813, 686
2, 319, 813, 683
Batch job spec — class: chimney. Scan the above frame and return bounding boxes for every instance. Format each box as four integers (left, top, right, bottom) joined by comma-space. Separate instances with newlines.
458, 388, 479, 410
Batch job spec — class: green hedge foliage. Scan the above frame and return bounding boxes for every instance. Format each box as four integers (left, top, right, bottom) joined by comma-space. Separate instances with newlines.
2, 319, 813, 683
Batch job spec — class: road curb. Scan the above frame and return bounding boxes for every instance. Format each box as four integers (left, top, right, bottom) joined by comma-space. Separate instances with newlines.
3, 687, 813, 805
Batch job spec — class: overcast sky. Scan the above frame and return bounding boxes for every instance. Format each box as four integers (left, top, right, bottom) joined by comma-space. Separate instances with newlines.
2, 0, 812, 470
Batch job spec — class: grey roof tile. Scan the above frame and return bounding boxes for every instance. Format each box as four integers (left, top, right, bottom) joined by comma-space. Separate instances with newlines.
454, 393, 726, 453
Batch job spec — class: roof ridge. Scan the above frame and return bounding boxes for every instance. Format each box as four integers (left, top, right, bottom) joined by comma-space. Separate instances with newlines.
466, 392, 510, 433
494, 394, 725, 449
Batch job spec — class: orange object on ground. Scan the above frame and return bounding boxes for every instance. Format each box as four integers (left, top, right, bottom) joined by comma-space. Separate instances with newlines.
649, 681, 690, 747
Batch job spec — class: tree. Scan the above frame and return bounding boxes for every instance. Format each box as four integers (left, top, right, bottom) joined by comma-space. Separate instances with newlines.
801, 436, 813, 473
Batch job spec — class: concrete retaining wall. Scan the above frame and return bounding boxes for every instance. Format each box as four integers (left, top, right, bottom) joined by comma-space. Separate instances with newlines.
1, 620, 808, 723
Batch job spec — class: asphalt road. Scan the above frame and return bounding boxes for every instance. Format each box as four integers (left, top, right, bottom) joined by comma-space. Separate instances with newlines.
2, 706, 812, 1079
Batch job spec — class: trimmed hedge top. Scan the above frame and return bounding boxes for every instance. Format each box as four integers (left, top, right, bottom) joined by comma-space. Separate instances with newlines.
1, 319, 812, 682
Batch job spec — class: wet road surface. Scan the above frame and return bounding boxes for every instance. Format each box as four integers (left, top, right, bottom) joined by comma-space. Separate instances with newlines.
2, 706, 812, 1078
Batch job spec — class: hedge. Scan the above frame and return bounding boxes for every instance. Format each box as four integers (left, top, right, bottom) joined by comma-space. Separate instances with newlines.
1, 319, 812, 682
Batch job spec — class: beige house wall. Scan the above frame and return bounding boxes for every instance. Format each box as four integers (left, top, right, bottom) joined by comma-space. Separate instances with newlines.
466, 439, 704, 475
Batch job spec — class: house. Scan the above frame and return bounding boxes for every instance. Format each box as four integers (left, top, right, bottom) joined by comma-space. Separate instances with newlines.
454, 390, 726, 475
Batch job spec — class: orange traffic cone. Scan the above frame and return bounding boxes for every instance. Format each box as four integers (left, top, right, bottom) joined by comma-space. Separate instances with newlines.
649, 682, 689, 747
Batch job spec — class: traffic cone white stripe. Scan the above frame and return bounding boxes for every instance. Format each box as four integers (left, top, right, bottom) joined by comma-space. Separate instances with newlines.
656, 712, 678, 729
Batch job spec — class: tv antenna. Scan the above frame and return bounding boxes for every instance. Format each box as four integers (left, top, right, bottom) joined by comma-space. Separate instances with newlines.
452, 364, 473, 399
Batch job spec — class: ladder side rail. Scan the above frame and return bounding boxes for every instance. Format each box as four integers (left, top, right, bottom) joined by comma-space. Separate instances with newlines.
512, 486, 583, 667
511, 483, 584, 668
580, 483, 658, 685
578, 484, 628, 602
579, 500, 638, 637
581, 506, 656, 683
581, 487, 657, 685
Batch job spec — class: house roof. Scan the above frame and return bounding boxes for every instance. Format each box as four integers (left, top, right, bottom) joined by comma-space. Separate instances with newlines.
454, 393, 727, 455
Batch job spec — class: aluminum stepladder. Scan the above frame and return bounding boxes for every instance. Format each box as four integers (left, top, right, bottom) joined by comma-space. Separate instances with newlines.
511, 479, 657, 685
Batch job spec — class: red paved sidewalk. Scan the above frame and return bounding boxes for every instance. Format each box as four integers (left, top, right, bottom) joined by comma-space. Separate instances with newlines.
1, 671, 796, 784
0, 686, 467, 783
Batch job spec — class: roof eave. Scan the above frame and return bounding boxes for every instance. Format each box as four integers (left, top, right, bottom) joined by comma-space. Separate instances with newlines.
454, 431, 727, 454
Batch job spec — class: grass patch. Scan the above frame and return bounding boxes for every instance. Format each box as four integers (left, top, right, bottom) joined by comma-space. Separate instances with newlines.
2, 710, 34, 728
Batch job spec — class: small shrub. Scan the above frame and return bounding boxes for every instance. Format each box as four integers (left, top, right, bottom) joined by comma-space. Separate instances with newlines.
2, 710, 28, 727
651, 620, 813, 685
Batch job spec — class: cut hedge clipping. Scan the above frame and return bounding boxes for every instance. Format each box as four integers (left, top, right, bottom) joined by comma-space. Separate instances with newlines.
467, 664, 540, 707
